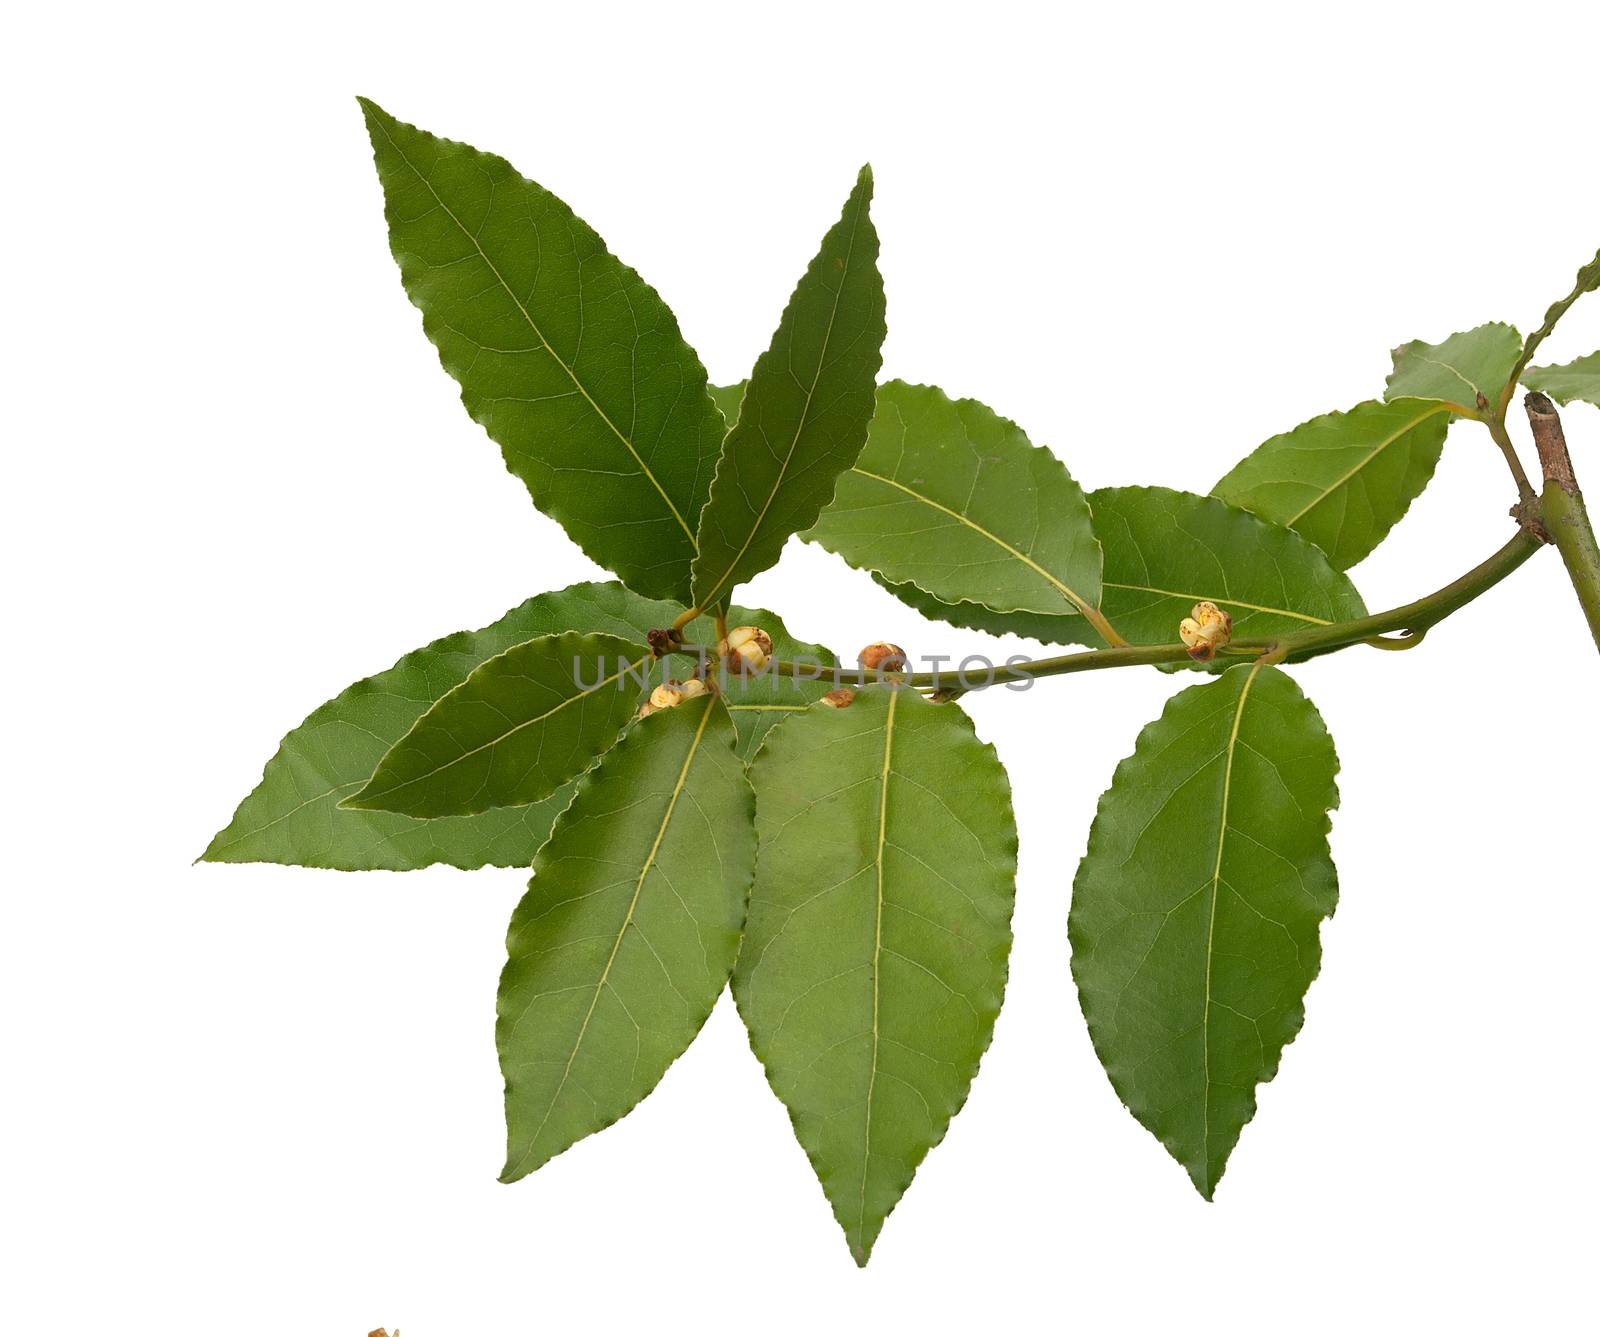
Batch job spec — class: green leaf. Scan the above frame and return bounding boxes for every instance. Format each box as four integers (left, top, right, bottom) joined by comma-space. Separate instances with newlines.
804, 380, 1102, 617
1524, 352, 1600, 408
344, 631, 648, 818
1070, 664, 1340, 1198
874, 487, 1367, 653
359, 99, 724, 602
734, 687, 1016, 1265
1384, 322, 1521, 413
202, 583, 823, 869
690, 169, 886, 609
872, 571, 1094, 643
499, 694, 754, 1179
1211, 398, 1452, 568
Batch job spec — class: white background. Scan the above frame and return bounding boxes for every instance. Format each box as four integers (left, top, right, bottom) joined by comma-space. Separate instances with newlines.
5, 2, 1598, 1332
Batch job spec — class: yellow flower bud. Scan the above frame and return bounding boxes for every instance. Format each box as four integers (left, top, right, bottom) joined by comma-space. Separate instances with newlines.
857, 641, 908, 673
1178, 601, 1232, 662
719, 625, 773, 674
644, 677, 710, 715
649, 682, 686, 710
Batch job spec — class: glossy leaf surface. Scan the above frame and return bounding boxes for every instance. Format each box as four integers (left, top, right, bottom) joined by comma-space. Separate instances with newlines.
203, 584, 825, 869
1384, 322, 1520, 412
360, 100, 723, 601
499, 695, 754, 1179
735, 688, 1016, 1264
1524, 352, 1600, 408
346, 631, 647, 818
805, 380, 1102, 616
876, 487, 1367, 652
691, 169, 885, 608
1211, 398, 1451, 568
1070, 664, 1340, 1198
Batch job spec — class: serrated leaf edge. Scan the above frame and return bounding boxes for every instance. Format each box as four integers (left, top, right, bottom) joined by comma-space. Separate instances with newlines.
358, 98, 720, 601
736, 687, 1018, 1264
1069, 664, 1341, 1199
498, 694, 755, 1181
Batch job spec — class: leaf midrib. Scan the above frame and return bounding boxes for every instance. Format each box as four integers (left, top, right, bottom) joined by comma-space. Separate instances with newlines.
848, 466, 1095, 616
371, 115, 697, 544
353, 654, 646, 807
1282, 403, 1450, 526
1200, 663, 1262, 1193
697, 191, 867, 609
1102, 581, 1332, 625
856, 688, 897, 1255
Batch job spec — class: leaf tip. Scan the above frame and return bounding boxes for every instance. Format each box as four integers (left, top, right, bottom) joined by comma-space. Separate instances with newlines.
336, 787, 379, 813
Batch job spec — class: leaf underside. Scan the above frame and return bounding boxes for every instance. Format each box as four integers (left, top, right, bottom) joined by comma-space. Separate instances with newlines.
1212, 398, 1452, 569
804, 379, 1102, 616
360, 99, 724, 602
1384, 322, 1521, 412
1523, 352, 1600, 409
499, 695, 754, 1179
202, 583, 832, 870
1070, 664, 1340, 1198
734, 687, 1017, 1265
690, 168, 886, 609
875, 487, 1367, 656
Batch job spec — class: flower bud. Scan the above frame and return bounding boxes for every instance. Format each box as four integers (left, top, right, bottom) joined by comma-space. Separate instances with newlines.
1178, 600, 1232, 662
646, 627, 683, 658
719, 625, 773, 675
648, 677, 711, 712
649, 682, 686, 710
820, 687, 855, 709
857, 641, 908, 674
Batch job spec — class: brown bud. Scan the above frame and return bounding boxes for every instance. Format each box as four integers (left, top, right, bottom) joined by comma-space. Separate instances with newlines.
719, 625, 772, 674
857, 641, 908, 673
820, 687, 855, 709
646, 627, 682, 658
1475, 390, 1489, 412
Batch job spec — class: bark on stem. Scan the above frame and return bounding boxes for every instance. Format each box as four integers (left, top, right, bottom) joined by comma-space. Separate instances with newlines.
1526, 392, 1600, 653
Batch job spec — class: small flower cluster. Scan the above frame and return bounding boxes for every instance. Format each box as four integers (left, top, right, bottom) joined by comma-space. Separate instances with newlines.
638, 629, 923, 717
720, 625, 773, 674
1178, 601, 1232, 662
638, 676, 710, 718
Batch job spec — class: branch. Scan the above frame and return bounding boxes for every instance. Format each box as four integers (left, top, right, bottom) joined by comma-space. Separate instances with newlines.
689, 528, 1544, 694
1499, 249, 1600, 417
1525, 392, 1600, 653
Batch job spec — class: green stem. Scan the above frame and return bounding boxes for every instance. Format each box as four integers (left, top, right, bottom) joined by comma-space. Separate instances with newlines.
1258, 529, 1541, 661
1543, 486, 1600, 651
691, 527, 1544, 694
1498, 249, 1600, 418
1485, 413, 1536, 503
